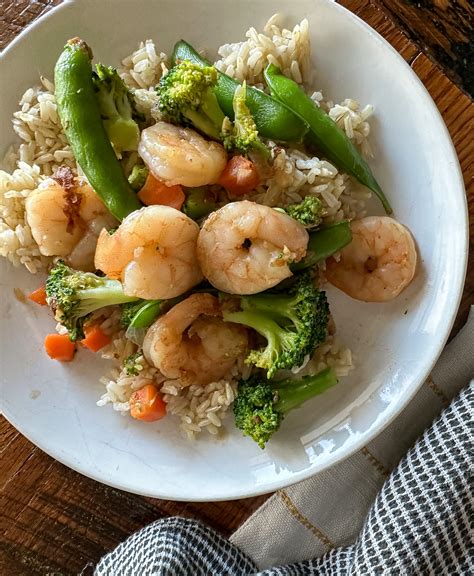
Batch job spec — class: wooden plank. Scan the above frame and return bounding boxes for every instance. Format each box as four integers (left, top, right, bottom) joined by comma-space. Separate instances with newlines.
373, 0, 474, 97
0, 0, 62, 51
0, 1, 472, 574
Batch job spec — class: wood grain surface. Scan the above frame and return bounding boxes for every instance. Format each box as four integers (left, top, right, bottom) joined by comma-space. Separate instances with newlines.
1, 1, 473, 574
373, 0, 474, 98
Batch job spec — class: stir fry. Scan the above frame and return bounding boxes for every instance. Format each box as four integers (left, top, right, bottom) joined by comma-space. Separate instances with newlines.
7, 25, 417, 448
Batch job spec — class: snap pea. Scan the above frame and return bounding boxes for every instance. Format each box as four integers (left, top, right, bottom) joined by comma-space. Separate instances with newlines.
264, 64, 392, 214
171, 40, 307, 143
292, 221, 352, 271
128, 300, 164, 328
54, 38, 141, 220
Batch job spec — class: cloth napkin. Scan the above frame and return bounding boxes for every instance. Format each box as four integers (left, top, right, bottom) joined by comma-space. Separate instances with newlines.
230, 306, 474, 569
94, 307, 473, 575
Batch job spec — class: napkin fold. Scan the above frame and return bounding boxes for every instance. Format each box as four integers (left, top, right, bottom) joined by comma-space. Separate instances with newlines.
230, 307, 474, 569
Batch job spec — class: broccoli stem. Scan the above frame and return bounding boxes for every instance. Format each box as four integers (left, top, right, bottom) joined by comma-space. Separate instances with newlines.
240, 294, 295, 320
275, 368, 338, 413
224, 309, 282, 348
184, 108, 222, 140
128, 164, 149, 191
75, 284, 138, 314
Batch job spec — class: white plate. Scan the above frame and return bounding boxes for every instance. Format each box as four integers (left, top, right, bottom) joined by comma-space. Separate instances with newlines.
0, 0, 467, 501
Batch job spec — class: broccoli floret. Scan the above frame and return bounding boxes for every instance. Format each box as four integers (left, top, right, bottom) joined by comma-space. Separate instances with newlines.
234, 367, 338, 447
120, 301, 145, 328
223, 272, 330, 378
128, 164, 149, 192
285, 196, 326, 228
222, 81, 269, 157
123, 352, 143, 376
157, 60, 226, 140
93, 64, 140, 154
45, 260, 139, 340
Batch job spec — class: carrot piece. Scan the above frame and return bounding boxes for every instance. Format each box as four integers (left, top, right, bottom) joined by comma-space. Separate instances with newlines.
28, 285, 47, 306
130, 384, 167, 422
81, 324, 111, 352
44, 333, 76, 362
138, 173, 185, 210
217, 155, 260, 197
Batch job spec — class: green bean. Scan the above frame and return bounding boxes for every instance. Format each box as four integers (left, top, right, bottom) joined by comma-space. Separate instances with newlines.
171, 40, 308, 143
264, 64, 392, 214
54, 38, 141, 220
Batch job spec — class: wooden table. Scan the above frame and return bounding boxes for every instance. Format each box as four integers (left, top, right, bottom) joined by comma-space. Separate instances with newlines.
1, 1, 472, 574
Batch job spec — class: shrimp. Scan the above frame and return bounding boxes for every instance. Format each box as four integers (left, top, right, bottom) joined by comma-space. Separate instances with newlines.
197, 200, 309, 294
25, 168, 116, 271
143, 293, 248, 385
325, 216, 417, 302
94, 205, 203, 300
138, 121, 228, 188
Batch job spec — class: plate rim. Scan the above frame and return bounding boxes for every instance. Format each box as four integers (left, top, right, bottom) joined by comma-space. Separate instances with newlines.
0, 0, 468, 501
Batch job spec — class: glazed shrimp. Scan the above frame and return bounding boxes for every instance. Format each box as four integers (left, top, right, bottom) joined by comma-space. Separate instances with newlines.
143, 293, 248, 385
326, 216, 417, 302
25, 168, 116, 271
138, 121, 228, 187
197, 200, 309, 294
94, 205, 203, 300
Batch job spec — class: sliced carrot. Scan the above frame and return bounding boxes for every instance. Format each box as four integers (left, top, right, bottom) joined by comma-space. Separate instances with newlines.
44, 333, 76, 362
28, 284, 47, 306
138, 173, 185, 210
217, 155, 260, 197
130, 383, 167, 422
81, 324, 111, 353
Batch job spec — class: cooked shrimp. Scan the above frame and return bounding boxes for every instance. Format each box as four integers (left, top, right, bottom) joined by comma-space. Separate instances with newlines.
197, 200, 309, 294
143, 293, 248, 385
326, 216, 417, 302
25, 169, 116, 271
94, 205, 203, 299
138, 121, 227, 187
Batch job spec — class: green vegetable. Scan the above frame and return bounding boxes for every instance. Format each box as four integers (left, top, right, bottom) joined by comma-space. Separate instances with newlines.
45, 260, 139, 341
123, 352, 142, 376
157, 60, 226, 140
183, 187, 217, 220
128, 164, 149, 192
121, 296, 185, 329
54, 38, 141, 220
221, 81, 269, 157
172, 40, 307, 143
223, 272, 329, 379
120, 300, 164, 328
92, 64, 140, 154
285, 196, 325, 228
264, 64, 392, 214
234, 367, 338, 448
293, 221, 353, 270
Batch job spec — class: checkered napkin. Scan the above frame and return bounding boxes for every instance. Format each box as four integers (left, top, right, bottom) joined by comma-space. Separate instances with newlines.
94, 307, 473, 575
